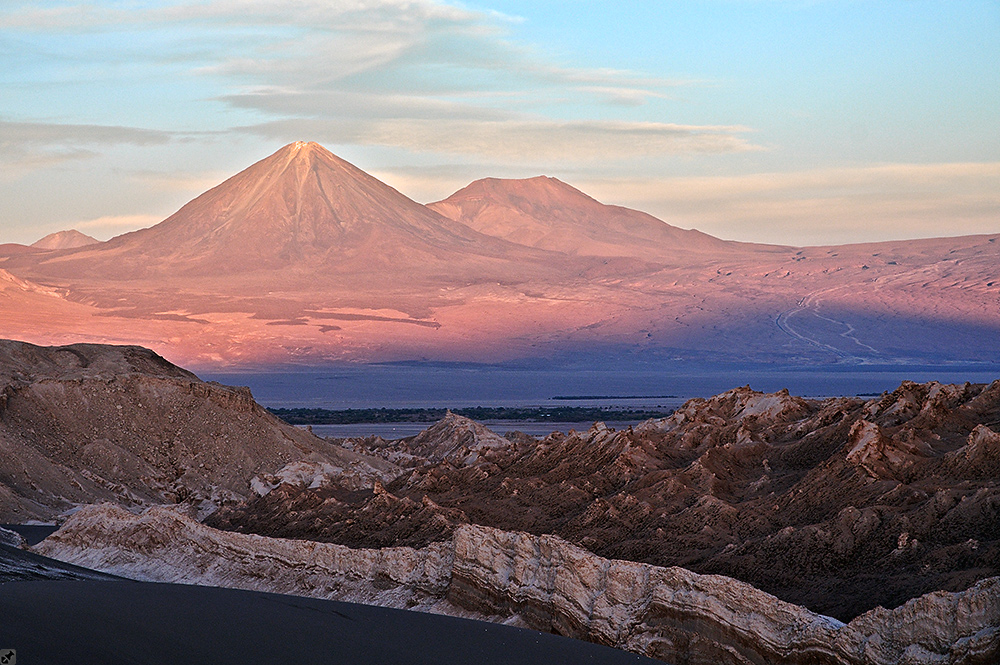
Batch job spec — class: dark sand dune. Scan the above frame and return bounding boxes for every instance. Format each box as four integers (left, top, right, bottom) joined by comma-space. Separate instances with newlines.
0, 578, 656, 665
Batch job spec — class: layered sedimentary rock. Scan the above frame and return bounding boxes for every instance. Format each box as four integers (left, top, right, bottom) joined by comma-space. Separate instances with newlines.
0, 340, 397, 521
39, 504, 459, 613
0, 526, 26, 549
39, 504, 1000, 665
211, 381, 1000, 620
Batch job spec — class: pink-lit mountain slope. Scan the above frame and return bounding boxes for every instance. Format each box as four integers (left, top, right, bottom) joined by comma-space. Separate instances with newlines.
12, 142, 573, 288
0, 244, 40, 258
429, 176, 774, 259
31, 230, 100, 250
0, 141, 996, 368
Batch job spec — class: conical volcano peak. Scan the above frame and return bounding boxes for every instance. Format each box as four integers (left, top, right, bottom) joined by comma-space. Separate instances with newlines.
113, 141, 490, 269
278, 140, 333, 161
280, 140, 323, 153
18, 140, 544, 279
264, 140, 364, 177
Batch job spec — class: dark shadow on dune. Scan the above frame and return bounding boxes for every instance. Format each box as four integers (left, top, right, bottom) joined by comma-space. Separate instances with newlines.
0, 579, 657, 665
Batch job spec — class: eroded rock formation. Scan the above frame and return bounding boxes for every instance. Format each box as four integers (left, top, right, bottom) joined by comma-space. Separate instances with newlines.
0, 340, 397, 521
211, 381, 1000, 620
39, 504, 1000, 665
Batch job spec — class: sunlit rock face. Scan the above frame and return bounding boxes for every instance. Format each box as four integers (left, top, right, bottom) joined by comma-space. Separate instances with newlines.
39, 505, 1000, 665
0, 339, 397, 522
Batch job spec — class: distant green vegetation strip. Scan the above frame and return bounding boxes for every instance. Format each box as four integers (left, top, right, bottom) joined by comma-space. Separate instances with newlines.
268, 406, 676, 425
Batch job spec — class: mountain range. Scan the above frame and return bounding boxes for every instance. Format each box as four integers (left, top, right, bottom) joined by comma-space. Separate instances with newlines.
1, 141, 997, 368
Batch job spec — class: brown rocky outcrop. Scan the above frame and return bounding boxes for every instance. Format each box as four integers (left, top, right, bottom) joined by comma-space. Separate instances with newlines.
39, 504, 1000, 665
942, 425, 1000, 478
212, 381, 1000, 620
345, 411, 517, 467
0, 340, 397, 521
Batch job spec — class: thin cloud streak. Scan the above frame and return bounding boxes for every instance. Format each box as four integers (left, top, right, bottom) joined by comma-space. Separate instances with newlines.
73, 213, 162, 233
2, 0, 720, 163
127, 169, 236, 195
0, 1, 477, 31
579, 163, 1000, 245
240, 117, 757, 161
0, 120, 174, 172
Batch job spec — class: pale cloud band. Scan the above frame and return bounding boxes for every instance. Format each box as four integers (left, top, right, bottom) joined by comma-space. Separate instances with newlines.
73, 214, 163, 236
1, 0, 735, 165
0, 121, 173, 172
241, 118, 758, 162
579, 163, 1000, 245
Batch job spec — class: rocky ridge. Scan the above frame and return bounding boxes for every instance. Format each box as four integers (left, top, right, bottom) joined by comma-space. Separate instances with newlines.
0, 340, 397, 521
345, 410, 516, 467
210, 380, 1000, 620
39, 503, 1000, 665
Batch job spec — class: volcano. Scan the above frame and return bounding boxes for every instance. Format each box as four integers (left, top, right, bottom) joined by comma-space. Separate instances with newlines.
30, 230, 100, 250
0, 141, 997, 368
13, 142, 569, 286
429, 175, 751, 259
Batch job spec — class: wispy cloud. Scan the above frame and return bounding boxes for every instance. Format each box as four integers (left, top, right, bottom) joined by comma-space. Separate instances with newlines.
240, 117, 757, 162
73, 213, 162, 231
0, 1, 742, 164
0, 120, 173, 172
0, 1, 477, 31
126, 168, 234, 195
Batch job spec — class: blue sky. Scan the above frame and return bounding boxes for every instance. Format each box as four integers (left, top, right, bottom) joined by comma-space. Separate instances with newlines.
1, 0, 997, 245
